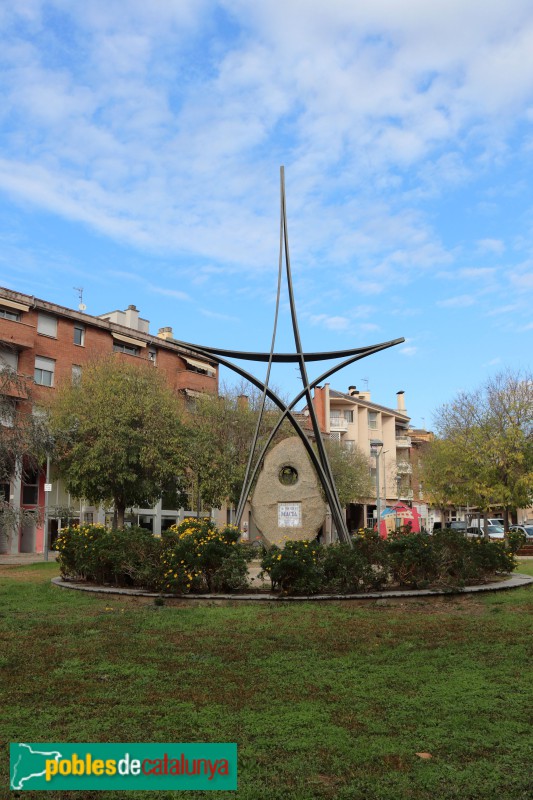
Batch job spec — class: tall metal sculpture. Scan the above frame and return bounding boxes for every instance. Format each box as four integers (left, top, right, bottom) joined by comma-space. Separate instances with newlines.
173, 168, 404, 545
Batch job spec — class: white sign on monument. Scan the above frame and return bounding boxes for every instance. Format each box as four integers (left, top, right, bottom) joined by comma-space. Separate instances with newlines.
278, 502, 302, 528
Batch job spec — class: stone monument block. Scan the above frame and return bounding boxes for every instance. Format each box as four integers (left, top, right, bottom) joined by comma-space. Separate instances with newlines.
251, 436, 326, 546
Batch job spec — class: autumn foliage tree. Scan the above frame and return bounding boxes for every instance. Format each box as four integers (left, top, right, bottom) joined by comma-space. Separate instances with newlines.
423, 369, 533, 530
49, 358, 187, 528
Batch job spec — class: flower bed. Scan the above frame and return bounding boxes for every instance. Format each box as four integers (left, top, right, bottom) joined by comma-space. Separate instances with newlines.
55, 518, 252, 593
55, 523, 517, 596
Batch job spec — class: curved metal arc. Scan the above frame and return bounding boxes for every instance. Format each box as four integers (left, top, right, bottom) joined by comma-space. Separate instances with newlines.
198, 349, 347, 536
236, 177, 285, 525
169, 340, 405, 363
234, 339, 399, 523
280, 167, 349, 543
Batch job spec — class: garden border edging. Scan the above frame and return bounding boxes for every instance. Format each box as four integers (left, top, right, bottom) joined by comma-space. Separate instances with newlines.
51, 572, 533, 601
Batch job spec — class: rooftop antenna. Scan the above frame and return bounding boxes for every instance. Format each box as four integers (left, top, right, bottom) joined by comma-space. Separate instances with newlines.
74, 287, 86, 312
361, 376, 369, 391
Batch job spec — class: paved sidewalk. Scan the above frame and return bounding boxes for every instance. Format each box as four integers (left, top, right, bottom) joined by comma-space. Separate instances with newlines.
0, 552, 58, 565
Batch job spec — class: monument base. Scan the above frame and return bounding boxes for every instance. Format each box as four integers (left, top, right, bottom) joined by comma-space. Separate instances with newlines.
250, 437, 326, 547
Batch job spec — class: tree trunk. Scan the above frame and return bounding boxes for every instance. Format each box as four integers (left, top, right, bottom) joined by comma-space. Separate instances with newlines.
116, 502, 125, 529
196, 475, 201, 518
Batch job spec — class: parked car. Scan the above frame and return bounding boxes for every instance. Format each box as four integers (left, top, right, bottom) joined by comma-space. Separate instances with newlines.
468, 518, 504, 529
446, 521, 468, 531
509, 525, 533, 540
466, 525, 505, 540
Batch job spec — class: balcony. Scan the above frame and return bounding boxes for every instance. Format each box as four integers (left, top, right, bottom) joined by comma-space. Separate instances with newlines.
396, 461, 412, 474
398, 489, 414, 501
395, 436, 411, 448
0, 318, 34, 350
329, 416, 348, 431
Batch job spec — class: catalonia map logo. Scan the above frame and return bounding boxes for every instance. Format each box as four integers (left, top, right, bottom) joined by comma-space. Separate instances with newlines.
10, 743, 237, 791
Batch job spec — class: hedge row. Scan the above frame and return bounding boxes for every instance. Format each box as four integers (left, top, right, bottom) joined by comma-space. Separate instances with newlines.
55, 522, 517, 595
260, 529, 517, 594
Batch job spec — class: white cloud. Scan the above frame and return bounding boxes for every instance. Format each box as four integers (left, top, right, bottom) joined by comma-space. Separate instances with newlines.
400, 346, 418, 357
458, 267, 497, 279
509, 270, 533, 290
200, 309, 240, 322
309, 314, 350, 331
150, 286, 190, 301
1, 0, 533, 337
436, 295, 476, 308
359, 322, 380, 332
477, 238, 505, 254
487, 304, 519, 316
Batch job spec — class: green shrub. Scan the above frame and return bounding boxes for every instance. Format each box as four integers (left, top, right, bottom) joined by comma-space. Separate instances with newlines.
260, 539, 323, 594
321, 543, 375, 593
425, 529, 515, 588
351, 528, 389, 588
387, 531, 436, 588
162, 518, 250, 592
507, 529, 526, 554
56, 521, 516, 596
56, 524, 162, 589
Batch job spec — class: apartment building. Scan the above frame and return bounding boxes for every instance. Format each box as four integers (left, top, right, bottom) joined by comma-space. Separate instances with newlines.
0, 286, 218, 554
407, 427, 433, 532
312, 383, 413, 530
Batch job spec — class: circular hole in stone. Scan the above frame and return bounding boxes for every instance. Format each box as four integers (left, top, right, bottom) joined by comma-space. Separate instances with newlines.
279, 465, 298, 486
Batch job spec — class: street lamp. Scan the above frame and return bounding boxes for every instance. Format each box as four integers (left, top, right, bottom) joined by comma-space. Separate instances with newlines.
370, 439, 384, 534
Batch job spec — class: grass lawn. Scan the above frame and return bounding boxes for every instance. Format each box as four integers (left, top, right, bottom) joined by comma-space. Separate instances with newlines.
1, 561, 532, 800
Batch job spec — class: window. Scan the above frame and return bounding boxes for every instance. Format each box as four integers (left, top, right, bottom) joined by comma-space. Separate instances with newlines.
113, 342, 140, 356
344, 440, 355, 451
148, 348, 157, 364
73, 324, 85, 346
34, 356, 55, 387
72, 364, 82, 384
0, 347, 18, 371
184, 357, 215, 376
344, 410, 354, 423
22, 468, 39, 505
37, 313, 57, 338
0, 306, 20, 321
368, 411, 378, 430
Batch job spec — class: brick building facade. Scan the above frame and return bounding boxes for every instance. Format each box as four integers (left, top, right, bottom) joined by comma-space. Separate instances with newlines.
0, 286, 218, 553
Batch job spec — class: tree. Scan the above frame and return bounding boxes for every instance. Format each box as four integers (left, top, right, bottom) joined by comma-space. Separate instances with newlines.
0, 366, 52, 485
49, 358, 187, 528
1, 365, 52, 546
423, 369, 533, 530
322, 440, 373, 507
182, 382, 292, 516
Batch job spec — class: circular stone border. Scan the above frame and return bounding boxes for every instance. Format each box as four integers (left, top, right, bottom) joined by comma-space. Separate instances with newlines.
51, 572, 533, 601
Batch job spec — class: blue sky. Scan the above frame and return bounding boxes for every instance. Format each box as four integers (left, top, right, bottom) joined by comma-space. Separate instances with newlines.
1, 0, 532, 428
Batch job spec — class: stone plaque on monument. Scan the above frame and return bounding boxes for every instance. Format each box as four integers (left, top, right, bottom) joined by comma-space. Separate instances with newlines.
251, 436, 326, 546
278, 502, 302, 528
